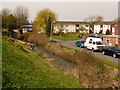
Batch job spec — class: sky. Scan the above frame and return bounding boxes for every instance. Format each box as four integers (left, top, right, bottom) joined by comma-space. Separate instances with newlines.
1, 0, 119, 22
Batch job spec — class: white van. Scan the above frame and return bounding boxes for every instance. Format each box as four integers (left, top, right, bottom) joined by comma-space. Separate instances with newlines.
85, 37, 105, 51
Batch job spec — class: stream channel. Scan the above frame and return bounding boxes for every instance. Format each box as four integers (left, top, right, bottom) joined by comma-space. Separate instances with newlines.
34, 46, 77, 73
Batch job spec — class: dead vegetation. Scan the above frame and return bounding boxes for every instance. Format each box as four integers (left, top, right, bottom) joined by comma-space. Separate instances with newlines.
44, 43, 119, 88
22, 32, 49, 46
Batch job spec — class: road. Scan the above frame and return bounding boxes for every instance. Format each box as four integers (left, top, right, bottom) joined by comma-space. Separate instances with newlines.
52, 38, 119, 65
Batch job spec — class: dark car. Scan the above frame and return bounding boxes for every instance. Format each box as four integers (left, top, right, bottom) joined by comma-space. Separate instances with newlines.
78, 34, 84, 38
75, 40, 85, 48
102, 46, 120, 58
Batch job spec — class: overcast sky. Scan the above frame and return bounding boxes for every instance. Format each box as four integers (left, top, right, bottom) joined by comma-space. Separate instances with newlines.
2, 1, 119, 22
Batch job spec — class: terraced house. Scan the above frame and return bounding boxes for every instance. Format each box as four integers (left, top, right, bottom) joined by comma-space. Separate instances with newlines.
53, 21, 90, 34
53, 21, 113, 34
94, 21, 113, 34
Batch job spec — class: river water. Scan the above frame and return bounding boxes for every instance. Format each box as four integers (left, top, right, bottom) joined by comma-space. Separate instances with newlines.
34, 46, 77, 73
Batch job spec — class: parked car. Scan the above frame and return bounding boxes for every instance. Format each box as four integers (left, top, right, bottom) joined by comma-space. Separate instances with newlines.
78, 34, 84, 38
102, 46, 120, 58
84, 37, 105, 51
75, 40, 85, 48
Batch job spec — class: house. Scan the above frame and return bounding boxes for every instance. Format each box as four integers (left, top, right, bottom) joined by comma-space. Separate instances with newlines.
94, 21, 113, 34
53, 21, 113, 34
53, 21, 90, 34
102, 21, 120, 47
22, 24, 32, 33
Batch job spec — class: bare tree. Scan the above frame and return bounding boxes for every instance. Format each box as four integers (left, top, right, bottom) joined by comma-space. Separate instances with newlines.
78, 25, 86, 33
2, 8, 11, 29
57, 24, 64, 36
14, 6, 29, 34
84, 15, 103, 33
2, 8, 11, 16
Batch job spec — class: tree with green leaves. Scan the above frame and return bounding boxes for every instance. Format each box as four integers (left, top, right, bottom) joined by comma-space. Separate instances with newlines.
34, 8, 57, 37
105, 29, 110, 35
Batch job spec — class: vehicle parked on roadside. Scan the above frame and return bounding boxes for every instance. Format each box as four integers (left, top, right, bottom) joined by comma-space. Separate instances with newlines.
84, 37, 105, 51
75, 40, 85, 48
78, 34, 84, 38
102, 46, 120, 58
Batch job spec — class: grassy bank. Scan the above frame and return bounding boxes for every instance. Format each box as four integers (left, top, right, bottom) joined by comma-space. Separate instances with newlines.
2, 36, 84, 88
52, 34, 80, 41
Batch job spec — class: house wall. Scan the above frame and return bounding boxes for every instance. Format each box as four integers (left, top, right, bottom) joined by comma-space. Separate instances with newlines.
94, 25, 101, 34
103, 37, 117, 46
53, 23, 76, 33
112, 22, 120, 35
94, 25, 111, 34
53, 23, 89, 33
102, 25, 111, 34
118, 38, 120, 48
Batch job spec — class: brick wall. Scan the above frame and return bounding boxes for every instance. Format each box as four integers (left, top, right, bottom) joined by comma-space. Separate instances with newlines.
103, 37, 116, 46
113, 22, 120, 35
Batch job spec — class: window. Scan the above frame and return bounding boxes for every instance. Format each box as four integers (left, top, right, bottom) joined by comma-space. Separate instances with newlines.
89, 41, 92, 44
90, 39, 92, 41
66, 30, 69, 32
106, 37, 110, 44
66, 25, 69, 27
96, 42, 103, 45
86, 25, 88, 27
93, 42, 95, 45
86, 29, 88, 32
76, 24, 79, 27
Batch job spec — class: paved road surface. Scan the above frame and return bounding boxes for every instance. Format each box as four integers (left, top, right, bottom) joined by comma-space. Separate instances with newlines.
52, 38, 119, 65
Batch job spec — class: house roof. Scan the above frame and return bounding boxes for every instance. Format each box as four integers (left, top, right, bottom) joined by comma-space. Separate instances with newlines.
55, 20, 113, 25
94, 21, 113, 25
55, 21, 89, 24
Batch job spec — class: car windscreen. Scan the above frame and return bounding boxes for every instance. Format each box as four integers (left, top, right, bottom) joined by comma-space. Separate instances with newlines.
96, 42, 103, 45
80, 41, 84, 43
112, 47, 120, 51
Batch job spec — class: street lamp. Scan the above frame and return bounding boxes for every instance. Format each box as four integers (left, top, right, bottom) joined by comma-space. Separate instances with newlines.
50, 21, 55, 41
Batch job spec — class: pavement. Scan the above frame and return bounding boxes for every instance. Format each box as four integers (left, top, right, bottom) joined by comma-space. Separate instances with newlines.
52, 38, 119, 65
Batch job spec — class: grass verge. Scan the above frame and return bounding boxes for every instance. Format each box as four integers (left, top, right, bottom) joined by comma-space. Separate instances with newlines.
52, 34, 80, 41
96, 57, 120, 70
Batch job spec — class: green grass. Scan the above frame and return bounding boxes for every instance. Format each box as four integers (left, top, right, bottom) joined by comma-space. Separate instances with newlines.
73, 47, 120, 69
52, 34, 80, 41
96, 57, 120, 70
2, 36, 84, 88
60, 45, 73, 50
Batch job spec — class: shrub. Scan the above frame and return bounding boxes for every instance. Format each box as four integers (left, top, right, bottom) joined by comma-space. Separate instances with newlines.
22, 32, 49, 46
105, 29, 110, 35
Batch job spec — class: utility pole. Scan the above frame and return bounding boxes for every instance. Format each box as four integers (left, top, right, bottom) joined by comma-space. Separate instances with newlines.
50, 21, 55, 41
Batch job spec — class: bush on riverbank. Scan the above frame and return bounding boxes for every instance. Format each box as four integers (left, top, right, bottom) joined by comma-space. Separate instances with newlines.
44, 43, 119, 88
21, 32, 49, 46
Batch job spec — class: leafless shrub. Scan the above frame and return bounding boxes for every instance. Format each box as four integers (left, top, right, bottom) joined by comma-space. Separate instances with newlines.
44, 43, 117, 88
22, 32, 49, 46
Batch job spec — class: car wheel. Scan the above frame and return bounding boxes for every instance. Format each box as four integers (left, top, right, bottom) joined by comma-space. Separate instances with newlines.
113, 53, 117, 58
103, 51, 106, 55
